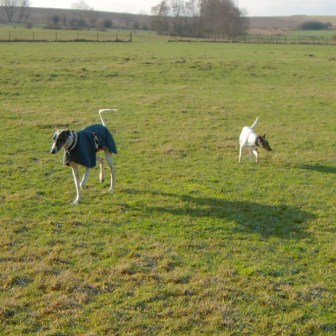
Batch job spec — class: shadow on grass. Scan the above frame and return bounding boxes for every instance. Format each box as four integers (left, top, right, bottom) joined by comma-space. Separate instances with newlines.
123, 189, 314, 239
298, 164, 336, 174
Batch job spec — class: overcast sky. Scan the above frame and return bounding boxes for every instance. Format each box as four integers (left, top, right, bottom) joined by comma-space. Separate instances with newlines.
31, 0, 336, 16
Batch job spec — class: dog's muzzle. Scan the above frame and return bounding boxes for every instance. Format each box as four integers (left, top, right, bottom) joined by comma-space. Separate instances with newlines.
50, 145, 59, 154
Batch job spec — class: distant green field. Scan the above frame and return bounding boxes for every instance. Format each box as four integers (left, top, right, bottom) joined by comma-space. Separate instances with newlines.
0, 40, 335, 335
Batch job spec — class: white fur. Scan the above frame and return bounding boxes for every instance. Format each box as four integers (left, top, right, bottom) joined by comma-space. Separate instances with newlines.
99, 108, 117, 126
239, 117, 260, 163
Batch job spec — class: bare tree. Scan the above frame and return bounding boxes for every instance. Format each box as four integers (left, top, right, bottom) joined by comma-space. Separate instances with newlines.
185, 0, 201, 36
151, 0, 247, 38
170, 0, 189, 36
200, 0, 247, 39
0, 0, 30, 22
70, 0, 93, 29
71, 0, 93, 11
1, 0, 18, 22
151, 1, 170, 35
185, 0, 200, 17
152, 0, 197, 36
18, 0, 30, 22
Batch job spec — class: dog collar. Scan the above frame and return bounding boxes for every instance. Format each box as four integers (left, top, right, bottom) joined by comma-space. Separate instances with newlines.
64, 131, 78, 151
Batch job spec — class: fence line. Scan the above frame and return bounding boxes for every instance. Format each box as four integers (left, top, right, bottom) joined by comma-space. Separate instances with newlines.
240, 34, 336, 45
168, 34, 336, 45
0, 30, 133, 42
1, 30, 335, 45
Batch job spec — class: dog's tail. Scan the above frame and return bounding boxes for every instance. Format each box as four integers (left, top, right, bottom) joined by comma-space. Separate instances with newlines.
250, 117, 259, 129
99, 108, 118, 126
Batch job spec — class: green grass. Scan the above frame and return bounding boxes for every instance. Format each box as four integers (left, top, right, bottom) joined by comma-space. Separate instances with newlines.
0, 40, 336, 335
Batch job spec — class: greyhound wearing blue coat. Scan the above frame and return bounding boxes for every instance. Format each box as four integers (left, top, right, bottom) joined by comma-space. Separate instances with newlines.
51, 109, 118, 204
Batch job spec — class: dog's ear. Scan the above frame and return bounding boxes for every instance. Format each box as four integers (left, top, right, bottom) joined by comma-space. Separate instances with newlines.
263, 133, 266, 138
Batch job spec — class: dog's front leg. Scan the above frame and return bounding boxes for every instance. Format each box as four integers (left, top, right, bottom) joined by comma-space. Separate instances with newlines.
249, 146, 253, 161
69, 162, 81, 204
80, 168, 90, 189
253, 148, 259, 163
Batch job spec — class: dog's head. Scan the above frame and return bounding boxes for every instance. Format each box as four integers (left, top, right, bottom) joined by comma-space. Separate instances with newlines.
257, 134, 272, 151
50, 129, 70, 154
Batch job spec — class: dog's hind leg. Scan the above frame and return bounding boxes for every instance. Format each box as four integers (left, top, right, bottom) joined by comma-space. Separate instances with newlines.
97, 157, 104, 183
80, 168, 90, 189
239, 146, 243, 163
69, 162, 81, 204
104, 150, 115, 193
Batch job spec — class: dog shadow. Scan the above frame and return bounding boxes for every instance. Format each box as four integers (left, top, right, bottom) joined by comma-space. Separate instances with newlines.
123, 189, 314, 239
298, 164, 336, 174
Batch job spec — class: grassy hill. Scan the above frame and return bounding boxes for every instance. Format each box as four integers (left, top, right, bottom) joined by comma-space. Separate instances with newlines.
249, 15, 336, 29
1, 6, 336, 32
0, 7, 151, 30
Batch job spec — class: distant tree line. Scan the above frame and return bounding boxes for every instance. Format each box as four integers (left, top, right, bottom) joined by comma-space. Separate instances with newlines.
151, 0, 248, 39
45, 14, 147, 31
46, 13, 114, 31
299, 21, 333, 30
0, 0, 150, 31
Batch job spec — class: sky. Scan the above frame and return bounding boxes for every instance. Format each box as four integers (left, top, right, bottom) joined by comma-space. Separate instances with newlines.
31, 0, 336, 17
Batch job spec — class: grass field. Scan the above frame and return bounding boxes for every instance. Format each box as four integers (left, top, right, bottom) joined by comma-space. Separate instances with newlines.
0, 38, 336, 335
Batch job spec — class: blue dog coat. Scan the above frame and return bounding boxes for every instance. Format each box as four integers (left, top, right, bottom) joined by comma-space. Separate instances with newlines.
63, 124, 117, 168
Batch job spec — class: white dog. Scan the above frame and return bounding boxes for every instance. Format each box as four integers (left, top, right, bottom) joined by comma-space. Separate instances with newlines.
239, 117, 272, 163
